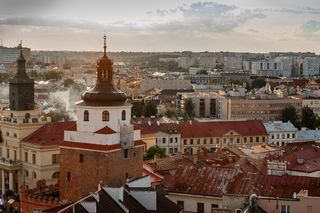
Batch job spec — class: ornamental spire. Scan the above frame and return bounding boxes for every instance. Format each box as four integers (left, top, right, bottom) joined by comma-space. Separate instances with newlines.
103, 34, 107, 57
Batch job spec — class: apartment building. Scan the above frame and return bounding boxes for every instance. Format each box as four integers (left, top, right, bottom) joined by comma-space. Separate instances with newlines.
177, 92, 227, 119
227, 95, 302, 121
263, 121, 298, 146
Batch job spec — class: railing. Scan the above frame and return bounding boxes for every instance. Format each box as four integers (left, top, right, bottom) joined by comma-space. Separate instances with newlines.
0, 157, 21, 167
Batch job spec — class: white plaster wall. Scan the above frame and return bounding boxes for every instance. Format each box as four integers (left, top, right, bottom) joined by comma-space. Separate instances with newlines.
76, 105, 131, 133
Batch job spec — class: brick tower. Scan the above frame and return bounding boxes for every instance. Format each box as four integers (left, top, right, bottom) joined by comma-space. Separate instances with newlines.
59, 36, 144, 203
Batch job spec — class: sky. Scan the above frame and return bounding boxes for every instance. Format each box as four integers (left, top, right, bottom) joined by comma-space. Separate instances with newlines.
0, 0, 320, 52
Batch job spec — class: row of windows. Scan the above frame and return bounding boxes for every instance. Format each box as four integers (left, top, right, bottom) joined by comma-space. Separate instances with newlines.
6, 149, 59, 165
183, 137, 265, 145
161, 137, 179, 144
84, 110, 126, 122
177, 201, 218, 213
271, 133, 296, 140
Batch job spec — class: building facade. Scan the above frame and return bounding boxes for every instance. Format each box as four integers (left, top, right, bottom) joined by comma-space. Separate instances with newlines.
263, 121, 298, 146
0, 48, 47, 194
177, 92, 227, 119
227, 96, 302, 121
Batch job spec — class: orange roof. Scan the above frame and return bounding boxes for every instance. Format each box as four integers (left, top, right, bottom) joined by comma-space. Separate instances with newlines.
61, 140, 145, 151
95, 126, 116, 134
23, 121, 76, 146
180, 120, 268, 138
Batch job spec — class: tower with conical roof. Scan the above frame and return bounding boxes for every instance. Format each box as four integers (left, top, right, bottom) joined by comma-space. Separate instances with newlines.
59, 36, 144, 202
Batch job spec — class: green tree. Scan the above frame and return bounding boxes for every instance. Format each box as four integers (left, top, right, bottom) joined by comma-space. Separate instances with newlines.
184, 98, 195, 118
63, 78, 75, 88
131, 101, 144, 117
43, 70, 63, 80
144, 145, 166, 160
301, 106, 316, 129
144, 101, 158, 117
164, 107, 177, 118
251, 78, 267, 89
196, 70, 208, 75
45, 110, 71, 122
0, 73, 10, 83
282, 106, 298, 127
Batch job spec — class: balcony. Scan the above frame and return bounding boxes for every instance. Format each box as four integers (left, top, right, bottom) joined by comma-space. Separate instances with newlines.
0, 157, 21, 170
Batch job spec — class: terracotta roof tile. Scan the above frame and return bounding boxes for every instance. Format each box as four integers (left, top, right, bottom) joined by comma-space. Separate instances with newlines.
23, 121, 76, 146
163, 165, 238, 196
95, 126, 116, 134
180, 120, 268, 138
228, 173, 320, 198
61, 140, 145, 151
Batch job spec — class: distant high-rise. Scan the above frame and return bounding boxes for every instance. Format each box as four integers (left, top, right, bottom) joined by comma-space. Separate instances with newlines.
0, 45, 31, 64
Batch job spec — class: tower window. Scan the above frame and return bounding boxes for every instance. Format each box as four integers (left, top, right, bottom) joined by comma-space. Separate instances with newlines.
124, 149, 129, 159
79, 154, 84, 163
122, 110, 126, 121
67, 172, 71, 181
84, 110, 89, 121
102, 111, 109, 121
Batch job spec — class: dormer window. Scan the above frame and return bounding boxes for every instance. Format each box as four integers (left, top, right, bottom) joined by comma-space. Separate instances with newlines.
102, 111, 109, 121
122, 110, 126, 121
84, 110, 89, 121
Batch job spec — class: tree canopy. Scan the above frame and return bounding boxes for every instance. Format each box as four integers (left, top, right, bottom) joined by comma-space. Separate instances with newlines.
184, 98, 195, 118
251, 78, 267, 89
144, 145, 166, 160
144, 101, 158, 117
282, 106, 298, 127
301, 106, 317, 129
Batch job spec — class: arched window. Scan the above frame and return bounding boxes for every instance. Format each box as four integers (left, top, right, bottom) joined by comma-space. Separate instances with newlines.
84, 110, 89, 121
13, 133, 17, 138
25, 113, 30, 119
25, 170, 29, 177
6, 132, 9, 136
33, 171, 37, 179
52, 171, 59, 179
102, 111, 109, 121
122, 110, 126, 121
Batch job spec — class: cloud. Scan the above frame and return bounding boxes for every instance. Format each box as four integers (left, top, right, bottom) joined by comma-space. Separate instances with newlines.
301, 20, 320, 34
279, 7, 320, 15
150, 1, 266, 33
0, 1, 266, 34
249, 29, 259, 33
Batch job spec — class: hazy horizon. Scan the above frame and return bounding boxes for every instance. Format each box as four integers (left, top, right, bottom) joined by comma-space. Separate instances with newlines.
1, 0, 320, 53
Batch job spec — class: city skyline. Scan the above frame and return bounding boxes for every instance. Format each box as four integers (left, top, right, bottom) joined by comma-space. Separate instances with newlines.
0, 0, 320, 52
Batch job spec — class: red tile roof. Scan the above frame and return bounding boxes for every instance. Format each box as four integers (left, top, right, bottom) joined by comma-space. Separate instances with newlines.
23, 121, 76, 146
229, 173, 320, 198
285, 147, 320, 173
61, 140, 145, 151
143, 164, 164, 183
95, 126, 116, 134
163, 165, 238, 196
180, 120, 268, 138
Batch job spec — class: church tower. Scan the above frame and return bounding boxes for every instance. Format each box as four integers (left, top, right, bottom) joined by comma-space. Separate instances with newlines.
59, 36, 144, 202
0, 45, 46, 194
9, 46, 34, 111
